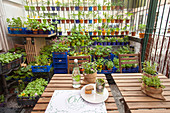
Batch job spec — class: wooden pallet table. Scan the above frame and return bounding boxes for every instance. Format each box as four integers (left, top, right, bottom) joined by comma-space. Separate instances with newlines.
8, 33, 56, 63
112, 73, 170, 113
31, 74, 119, 113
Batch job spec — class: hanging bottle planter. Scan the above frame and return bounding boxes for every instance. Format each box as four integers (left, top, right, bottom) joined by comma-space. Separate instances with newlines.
75, 19, 79, 23
93, 6, 97, 11
89, 19, 92, 24
89, 6, 92, 11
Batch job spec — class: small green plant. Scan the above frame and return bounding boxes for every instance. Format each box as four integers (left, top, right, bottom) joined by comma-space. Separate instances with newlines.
143, 61, 157, 75
0, 95, 5, 103
52, 43, 70, 52
131, 25, 136, 31
105, 60, 114, 69
125, 12, 133, 19
82, 62, 97, 74
34, 55, 51, 66
141, 75, 165, 89
138, 24, 146, 33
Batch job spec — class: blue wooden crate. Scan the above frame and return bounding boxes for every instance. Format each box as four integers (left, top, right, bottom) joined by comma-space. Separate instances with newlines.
53, 58, 67, 63
52, 52, 67, 58
53, 63, 67, 68
31, 64, 52, 72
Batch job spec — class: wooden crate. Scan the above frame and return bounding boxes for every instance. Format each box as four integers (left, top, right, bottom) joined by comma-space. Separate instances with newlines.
25, 38, 46, 63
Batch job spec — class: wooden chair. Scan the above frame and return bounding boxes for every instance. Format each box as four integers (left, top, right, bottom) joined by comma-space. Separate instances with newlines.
118, 53, 142, 73
67, 55, 91, 74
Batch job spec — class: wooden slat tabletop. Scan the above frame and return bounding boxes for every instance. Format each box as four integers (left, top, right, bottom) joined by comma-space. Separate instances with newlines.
31, 74, 118, 113
112, 73, 170, 113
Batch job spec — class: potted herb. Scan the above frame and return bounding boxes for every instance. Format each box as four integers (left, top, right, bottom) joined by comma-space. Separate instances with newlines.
70, 2, 74, 11
121, 27, 126, 35
107, 29, 111, 35
138, 24, 146, 38
106, 2, 111, 10
115, 27, 120, 35
103, 0, 107, 10
82, 62, 97, 84
61, 3, 65, 11
75, 0, 79, 10
93, 0, 97, 11
143, 61, 157, 77
46, 0, 51, 11
111, 37, 117, 45
131, 25, 136, 36
105, 60, 114, 71
93, 12, 98, 23
65, 3, 69, 11
125, 12, 133, 23
93, 29, 97, 36
98, 4, 102, 10
140, 75, 165, 100
115, 14, 120, 23
102, 12, 107, 23
41, 5, 46, 11
111, 2, 116, 10
24, 0, 29, 11
96, 78, 105, 94
61, 17, 66, 24
110, 28, 115, 35
98, 16, 102, 23
35, 1, 40, 11
111, 15, 115, 23
79, 2, 84, 11
55, 1, 61, 11
125, 25, 130, 35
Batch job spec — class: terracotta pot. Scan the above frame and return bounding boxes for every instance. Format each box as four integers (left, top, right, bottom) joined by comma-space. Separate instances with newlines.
79, 19, 84, 23
47, 19, 51, 23
46, 6, 50, 11
67, 31, 71, 35
115, 6, 120, 10
93, 6, 97, 11
115, 31, 119, 35
121, 31, 124, 35
61, 20, 65, 23
61, 7, 64, 11
37, 19, 41, 23
102, 6, 107, 10
102, 19, 106, 23
93, 19, 98, 23
111, 6, 115, 10
126, 19, 130, 23
84, 19, 88, 23
84, 6, 88, 11
115, 19, 119, 23
120, 6, 124, 10
125, 31, 129, 35
111, 19, 115, 23
119, 19, 123, 23
93, 31, 97, 36
131, 32, 136, 36
111, 31, 115, 35
102, 31, 106, 35
70, 19, 74, 23
66, 7, 69, 11
139, 33, 145, 38
80, 32, 83, 35
79, 6, 84, 11
66, 19, 70, 23
70, 6, 74, 11
83, 72, 97, 83
36, 6, 40, 11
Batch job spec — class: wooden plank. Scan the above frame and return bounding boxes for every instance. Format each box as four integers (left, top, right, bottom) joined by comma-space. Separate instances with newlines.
68, 60, 90, 63
119, 54, 139, 57
131, 109, 170, 113
8, 33, 56, 37
121, 57, 138, 60
121, 61, 139, 65
118, 86, 170, 91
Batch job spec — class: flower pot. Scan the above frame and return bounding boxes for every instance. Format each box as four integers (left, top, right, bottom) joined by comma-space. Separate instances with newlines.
66, 19, 70, 23
102, 19, 106, 23
70, 19, 74, 23
70, 6, 74, 11
115, 6, 120, 10
89, 19, 92, 23
61, 20, 65, 23
93, 19, 98, 23
47, 19, 51, 23
107, 42, 111, 45
24, 6, 29, 11
111, 6, 115, 10
37, 19, 41, 23
61, 7, 64, 11
102, 6, 107, 10
93, 31, 97, 36
38, 29, 44, 34
103, 42, 107, 46
111, 19, 115, 23
98, 19, 102, 23
51, 6, 55, 11
119, 19, 123, 23
59, 32, 62, 35
121, 31, 124, 35
89, 6, 92, 11
75, 6, 79, 10
89, 32, 93, 36
131, 32, 136, 36
102, 31, 106, 35
111, 31, 115, 35
98, 6, 102, 10
75, 20, 79, 23
66, 7, 69, 11
80, 32, 83, 35
125, 31, 129, 35
79, 6, 84, 11
139, 33, 145, 38
107, 32, 110, 35
36, 6, 40, 11
67, 31, 71, 35
112, 42, 116, 45
98, 32, 102, 35
84, 19, 88, 23
107, 6, 111, 10
56, 6, 60, 11
46, 6, 50, 11
84, 6, 88, 11
85, 31, 88, 35
33, 29, 38, 34
93, 6, 97, 11
57, 20, 61, 24
115, 19, 119, 23
83, 72, 97, 84
126, 19, 130, 23
115, 31, 119, 35
141, 82, 165, 100
107, 19, 111, 23
30, 6, 35, 11
120, 6, 124, 10
79, 19, 84, 23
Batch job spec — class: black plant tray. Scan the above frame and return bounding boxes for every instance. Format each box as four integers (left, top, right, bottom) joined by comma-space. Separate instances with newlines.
16, 96, 40, 106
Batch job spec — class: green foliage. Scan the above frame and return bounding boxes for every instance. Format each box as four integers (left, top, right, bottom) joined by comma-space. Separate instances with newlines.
141, 75, 165, 89
143, 61, 157, 75
82, 62, 97, 74
138, 24, 146, 32
6, 17, 23, 27
18, 78, 48, 97
0, 95, 5, 103
34, 55, 51, 66
52, 43, 70, 52
105, 60, 114, 69
114, 46, 134, 56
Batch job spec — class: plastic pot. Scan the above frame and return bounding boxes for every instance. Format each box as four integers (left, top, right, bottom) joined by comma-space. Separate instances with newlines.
121, 31, 124, 35
102, 19, 106, 23
98, 19, 102, 23
126, 19, 130, 23
115, 19, 119, 23
46, 6, 50, 11
61, 7, 65, 11
66, 19, 70, 23
84, 19, 88, 23
57, 20, 61, 24
111, 19, 115, 23
98, 6, 102, 10
119, 19, 123, 23
70, 6, 74, 11
79, 6, 83, 11
139, 33, 145, 38
102, 6, 107, 10
67, 31, 71, 35
107, 6, 111, 10
66, 7, 69, 11
115, 31, 119, 35
125, 31, 129, 35
70, 19, 74, 23
79, 19, 84, 23
89, 19, 92, 23
93, 6, 97, 11
131, 32, 136, 36
59, 32, 62, 35
75, 20, 79, 23
56, 6, 60, 11
107, 19, 111, 23
89, 32, 93, 36
93, 19, 98, 23
89, 6, 92, 11
51, 6, 55, 11
36, 6, 40, 11
75, 6, 79, 10
84, 6, 88, 11
93, 31, 97, 36
61, 20, 65, 23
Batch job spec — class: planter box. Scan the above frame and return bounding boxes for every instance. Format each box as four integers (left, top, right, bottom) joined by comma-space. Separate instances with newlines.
0, 63, 11, 74
31, 64, 52, 72
16, 96, 39, 106
52, 52, 67, 58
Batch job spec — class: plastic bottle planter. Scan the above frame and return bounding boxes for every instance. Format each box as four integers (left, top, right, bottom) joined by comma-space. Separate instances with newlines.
98, 6, 102, 10
56, 6, 60, 11
75, 6, 79, 10
89, 19, 92, 24
89, 32, 93, 36
24, 6, 29, 11
89, 6, 93, 11
93, 6, 97, 11
41, 6, 46, 11
59, 31, 62, 35
51, 6, 55, 11
57, 20, 61, 24
75, 20, 79, 23
98, 19, 102, 23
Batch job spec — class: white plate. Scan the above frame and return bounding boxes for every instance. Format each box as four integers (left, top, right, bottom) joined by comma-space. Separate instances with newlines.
80, 84, 109, 103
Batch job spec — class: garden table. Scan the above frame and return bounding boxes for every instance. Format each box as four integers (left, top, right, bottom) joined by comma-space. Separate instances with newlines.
112, 73, 170, 113
31, 74, 118, 113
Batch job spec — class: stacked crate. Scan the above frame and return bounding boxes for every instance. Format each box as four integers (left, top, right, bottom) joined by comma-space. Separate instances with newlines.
52, 52, 68, 74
